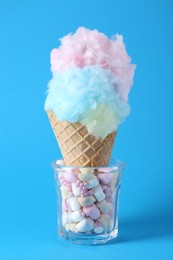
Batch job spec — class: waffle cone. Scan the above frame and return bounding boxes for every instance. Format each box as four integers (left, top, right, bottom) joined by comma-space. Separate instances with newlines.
47, 111, 116, 167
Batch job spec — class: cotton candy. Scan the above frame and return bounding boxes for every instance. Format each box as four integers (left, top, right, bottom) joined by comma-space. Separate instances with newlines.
45, 27, 136, 139
50, 27, 136, 101
44, 66, 130, 139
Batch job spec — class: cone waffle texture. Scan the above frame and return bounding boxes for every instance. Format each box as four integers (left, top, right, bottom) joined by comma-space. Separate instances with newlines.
47, 111, 116, 167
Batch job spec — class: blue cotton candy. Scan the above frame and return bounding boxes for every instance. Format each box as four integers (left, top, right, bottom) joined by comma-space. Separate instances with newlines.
44, 66, 130, 139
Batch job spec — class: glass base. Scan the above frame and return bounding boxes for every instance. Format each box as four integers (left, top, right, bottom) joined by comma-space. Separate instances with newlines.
53, 159, 124, 246
58, 229, 118, 245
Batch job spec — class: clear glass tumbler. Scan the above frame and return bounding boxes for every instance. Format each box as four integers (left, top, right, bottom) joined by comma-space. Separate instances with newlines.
52, 159, 124, 245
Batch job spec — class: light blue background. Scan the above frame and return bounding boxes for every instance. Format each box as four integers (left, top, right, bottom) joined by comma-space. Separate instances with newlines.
0, 0, 173, 259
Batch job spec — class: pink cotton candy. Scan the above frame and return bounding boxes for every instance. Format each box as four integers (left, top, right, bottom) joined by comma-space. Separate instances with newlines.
50, 27, 136, 101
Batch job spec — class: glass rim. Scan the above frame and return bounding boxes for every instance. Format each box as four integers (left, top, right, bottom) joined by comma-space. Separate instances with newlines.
52, 159, 125, 172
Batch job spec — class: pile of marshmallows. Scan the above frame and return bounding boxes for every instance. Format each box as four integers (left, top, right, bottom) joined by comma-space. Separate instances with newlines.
57, 164, 118, 234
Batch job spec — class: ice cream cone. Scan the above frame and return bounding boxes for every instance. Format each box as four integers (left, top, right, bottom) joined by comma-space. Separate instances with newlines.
47, 110, 116, 167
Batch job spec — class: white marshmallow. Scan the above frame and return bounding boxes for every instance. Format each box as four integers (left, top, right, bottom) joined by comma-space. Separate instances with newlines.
92, 185, 105, 201
94, 192, 105, 202
71, 183, 81, 197
69, 223, 77, 232
68, 197, 81, 211
65, 223, 70, 231
69, 210, 84, 222
76, 218, 94, 232
79, 168, 95, 174
78, 196, 96, 207
107, 202, 113, 213
109, 181, 117, 192
56, 159, 65, 165
96, 200, 113, 214
94, 226, 104, 234
97, 214, 109, 230
60, 185, 69, 199
62, 212, 69, 226
85, 176, 99, 189
65, 223, 77, 232
108, 218, 114, 232
97, 214, 114, 231
92, 184, 102, 193
78, 173, 95, 181
58, 172, 63, 179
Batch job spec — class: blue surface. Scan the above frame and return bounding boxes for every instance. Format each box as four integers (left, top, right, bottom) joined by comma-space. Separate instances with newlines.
0, 0, 173, 259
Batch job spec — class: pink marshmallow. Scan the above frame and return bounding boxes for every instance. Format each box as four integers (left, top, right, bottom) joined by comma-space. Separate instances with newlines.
63, 169, 78, 183
83, 204, 100, 220
98, 167, 112, 173
98, 174, 114, 184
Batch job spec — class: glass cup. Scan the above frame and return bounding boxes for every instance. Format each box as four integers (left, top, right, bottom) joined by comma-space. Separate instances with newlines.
52, 159, 124, 245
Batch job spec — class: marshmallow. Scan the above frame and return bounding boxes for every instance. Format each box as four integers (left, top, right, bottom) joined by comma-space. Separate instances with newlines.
96, 200, 113, 214
108, 201, 113, 213
63, 170, 77, 183
92, 185, 105, 201
97, 214, 114, 232
98, 167, 111, 173
62, 212, 69, 225
60, 185, 69, 199
94, 226, 104, 234
79, 168, 95, 174
108, 218, 114, 232
78, 196, 96, 207
65, 223, 70, 231
58, 172, 63, 179
109, 181, 117, 192
69, 223, 77, 232
71, 183, 81, 197
98, 214, 109, 230
85, 176, 99, 189
69, 210, 84, 222
100, 213, 114, 232
76, 218, 94, 232
83, 204, 100, 220
64, 223, 77, 232
97, 173, 114, 184
62, 199, 68, 211
94, 191, 105, 202
68, 197, 81, 211
78, 173, 95, 181
56, 159, 65, 165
